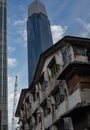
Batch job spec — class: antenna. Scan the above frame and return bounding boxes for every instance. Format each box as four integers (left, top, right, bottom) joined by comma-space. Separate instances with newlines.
12, 76, 18, 130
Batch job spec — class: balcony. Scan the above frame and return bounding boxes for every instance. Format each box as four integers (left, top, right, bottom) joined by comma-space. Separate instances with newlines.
65, 87, 90, 111
19, 110, 26, 122
27, 104, 31, 119
53, 101, 67, 123
40, 79, 60, 104
80, 87, 90, 103
58, 62, 90, 80
52, 87, 90, 122
73, 55, 88, 63
36, 123, 41, 130
27, 76, 60, 117
67, 88, 81, 110
28, 98, 39, 118
44, 113, 52, 129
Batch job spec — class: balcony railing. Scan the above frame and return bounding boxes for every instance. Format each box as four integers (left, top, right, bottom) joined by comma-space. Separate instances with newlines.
73, 55, 88, 63
35, 123, 41, 130
44, 113, 52, 129
40, 79, 59, 104
52, 87, 90, 123
27, 98, 39, 118
53, 101, 67, 123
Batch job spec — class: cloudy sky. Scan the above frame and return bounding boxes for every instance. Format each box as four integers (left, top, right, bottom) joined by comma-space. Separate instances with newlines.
8, 0, 90, 129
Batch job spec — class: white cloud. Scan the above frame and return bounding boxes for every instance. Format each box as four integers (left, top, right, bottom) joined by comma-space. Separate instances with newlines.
8, 46, 15, 53
19, 4, 25, 12
18, 28, 27, 44
8, 76, 15, 92
51, 25, 67, 44
13, 19, 67, 47
77, 18, 90, 37
13, 19, 26, 26
13, 18, 27, 46
8, 57, 17, 68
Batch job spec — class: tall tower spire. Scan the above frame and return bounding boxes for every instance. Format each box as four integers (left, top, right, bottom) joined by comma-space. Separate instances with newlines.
27, 0, 53, 85
28, 0, 47, 18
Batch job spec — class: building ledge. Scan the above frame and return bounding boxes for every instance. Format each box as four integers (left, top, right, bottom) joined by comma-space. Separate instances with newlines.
58, 62, 90, 80
61, 102, 90, 118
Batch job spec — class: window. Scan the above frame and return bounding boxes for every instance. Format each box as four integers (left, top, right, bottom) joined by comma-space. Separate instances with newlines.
45, 128, 50, 130
32, 113, 37, 126
48, 57, 60, 78
51, 64, 60, 78
73, 47, 86, 56
61, 44, 71, 65
53, 87, 60, 109
39, 72, 48, 90
60, 86, 66, 103
37, 112, 41, 123
86, 48, 90, 61
42, 100, 51, 117
25, 96, 29, 104
64, 117, 73, 130
33, 86, 39, 102
54, 120, 62, 130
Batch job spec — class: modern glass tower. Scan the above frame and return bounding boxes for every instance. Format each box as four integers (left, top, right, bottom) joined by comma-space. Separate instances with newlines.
0, 0, 8, 130
27, 0, 53, 86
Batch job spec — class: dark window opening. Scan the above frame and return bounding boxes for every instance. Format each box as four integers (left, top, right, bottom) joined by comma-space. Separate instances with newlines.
25, 96, 29, 103
48, 56, 60, 78
42, 100, 51, 117
86, 48, 90, 61
39, 72, 47, 90
53, 87, 60, 109
73, 47, 86, 56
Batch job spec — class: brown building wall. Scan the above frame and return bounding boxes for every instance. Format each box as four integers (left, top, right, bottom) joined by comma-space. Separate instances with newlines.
67, 74, 90, 94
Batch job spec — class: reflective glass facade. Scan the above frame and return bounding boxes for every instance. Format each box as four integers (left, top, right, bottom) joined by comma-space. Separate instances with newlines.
27, 2, 53, 86
0, 0, 8, 130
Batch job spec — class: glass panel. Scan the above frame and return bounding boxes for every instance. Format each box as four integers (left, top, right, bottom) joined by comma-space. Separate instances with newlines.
61, 44, 71, 65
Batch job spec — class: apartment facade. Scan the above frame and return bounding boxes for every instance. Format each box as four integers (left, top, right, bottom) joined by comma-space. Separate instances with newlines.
27, 0, 53, 85
16, 36, 90, 130
0, 0, 8, 130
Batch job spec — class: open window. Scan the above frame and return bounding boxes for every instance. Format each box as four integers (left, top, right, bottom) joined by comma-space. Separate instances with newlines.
52, 86, 61, 110
39, 72, 48, 90
48, 56, 60, 78
86, 48, 90, 61
41, 99, 51, 117
73, 46, 86, 56
31, 85, 39, 102
25, 96, 29, 104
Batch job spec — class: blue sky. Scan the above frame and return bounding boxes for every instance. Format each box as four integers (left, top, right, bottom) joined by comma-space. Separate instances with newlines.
8, 0, 90, 129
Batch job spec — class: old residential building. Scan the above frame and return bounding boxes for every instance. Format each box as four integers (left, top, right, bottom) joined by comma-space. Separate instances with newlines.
16, 36, 90, 130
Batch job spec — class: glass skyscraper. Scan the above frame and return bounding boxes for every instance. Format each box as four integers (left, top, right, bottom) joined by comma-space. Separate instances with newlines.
0, 0, 8, 130
27, 0, 53, 86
